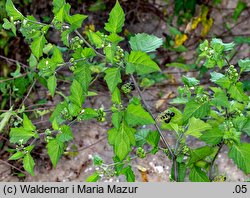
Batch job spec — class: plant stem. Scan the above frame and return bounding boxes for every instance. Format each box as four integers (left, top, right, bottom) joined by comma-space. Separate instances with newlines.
209, 143, 224, 180
130, 74, 178, 181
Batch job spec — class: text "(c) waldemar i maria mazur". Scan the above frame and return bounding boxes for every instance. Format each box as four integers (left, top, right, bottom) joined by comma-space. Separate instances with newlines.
19, 184, 139, 194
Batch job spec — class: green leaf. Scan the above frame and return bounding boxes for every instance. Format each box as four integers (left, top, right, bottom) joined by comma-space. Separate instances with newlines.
200, 127, 224, 145
189, 166, 209, 182
183, 100, 210, 123
210, 72, 231, 89
186, 117, 211, 138
6, 0, 24, 20
125, 102, 155, 127
86, 171, 100, 182
74, 63, 92, 95
210, 87, 229, 107
87, 31, 103, 49
228, 82, 249, 102
188, 146, 214, 165
28, 54, 38, 69
112, 111, 123, 129
9, 127, 36, 144
56, 125, 73, 143
104, 1, 125, 33
23, 154, 35, 176
78, 108, 98, 120
228, 143, 250, 174
129, 33, 163, 53
233, 0, 247, 21
146, 131, 160, 148
47, 139, 64, 168
23, 114, 36, 131
126, 51, 161, 75
31, 35, 47, 59
93, 155, 103, 166
2, 18, 16, 35
9, 151, 25, 160
66, 14, 88, 29
108, 121, 136, 161
47, 75, 57, 97
0, 110, 14, 133
135, 129, 150, 147
242, 119, 250, 136
104, 68, 122, 93
111, 87, 121, 104
52, 46, 63, 63
238, 58, 250, 72
121, 166, 135, 182
69, 79, 84, 108
181, 76, 199, 87
52, 0, 66, 14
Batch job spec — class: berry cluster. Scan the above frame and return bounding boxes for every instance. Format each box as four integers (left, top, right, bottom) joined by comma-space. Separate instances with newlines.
121, 82, 135, 94
181, 145, 190, 155
195, 94, 209, 104
96, 108, 106, 122
70, 36, 84, 50
212, 175, 226, 182
226, 65, 239, 83
69, 58, 77, 71
114, 46, 124, 63
136, 147, 146, 158
157, 110, 175, 123
61, 107, 73, 120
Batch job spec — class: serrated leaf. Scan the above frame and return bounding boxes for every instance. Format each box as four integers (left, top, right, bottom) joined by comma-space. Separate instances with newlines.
87, 31, 103, 49
108, 121, 136, 161
189, 166, 209, 182
182, 76, 199, 87
186, 117, 211, 138
129, 33, 163, 52
200, 127, 224, 145
66, 14, 88, 29
135, 129, 150, 147
0, 110, 14, 133
104, 68, 122, 93
126, 51, 160, 75
183, 100, 210, 123
228, 82, 249, 102
238, 58, 250, 72
86, 171, 100, 182
121, 166, 135, 182
9, 151, 25, 160
69, 79, 84, 108
228, 143, 250, 174
23, 154, 35, 176
112, 111, 123, 129
78, 108, 98, 120
242, 119, 250, 136
23, 114, 36, 131
3, 18, 16, 35
111, 87, 121, 104
210, 72, 231, 89
146, 131, 160, 148
47, 75, 57, 97
9, 128, 35, 144
125, 102, 155, 127
47, 139, 64, 168
104, 1, 125, 33
31, 35, 47, 59
188, 146, 214, 165
74, 63, 92, 95
56, 125, 73, 143
6, 0, 24, 20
